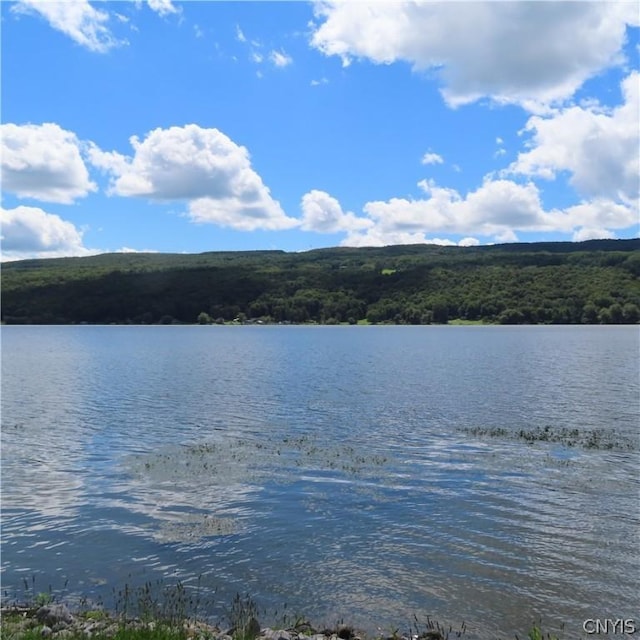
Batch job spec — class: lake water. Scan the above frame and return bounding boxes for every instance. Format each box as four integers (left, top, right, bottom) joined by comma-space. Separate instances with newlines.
1, 325, 638, 638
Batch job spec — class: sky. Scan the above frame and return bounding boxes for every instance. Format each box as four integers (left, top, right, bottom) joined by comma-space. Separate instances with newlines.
1, 0, 639, 260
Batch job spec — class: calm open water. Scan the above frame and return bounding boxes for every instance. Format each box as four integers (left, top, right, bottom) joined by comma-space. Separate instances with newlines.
1, 325, 639, 638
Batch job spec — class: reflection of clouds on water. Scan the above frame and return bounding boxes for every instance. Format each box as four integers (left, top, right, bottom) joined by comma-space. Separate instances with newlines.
2, 457, 85, 518
114, 441, 259, 543
1, 329, 94, 520
116, 433, 394, 543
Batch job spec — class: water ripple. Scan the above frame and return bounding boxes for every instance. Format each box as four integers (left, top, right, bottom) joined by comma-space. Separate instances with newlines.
2, 326, 638, 638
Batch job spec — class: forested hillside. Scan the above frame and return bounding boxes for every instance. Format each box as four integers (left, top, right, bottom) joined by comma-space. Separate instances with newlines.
2, 239, 639, 325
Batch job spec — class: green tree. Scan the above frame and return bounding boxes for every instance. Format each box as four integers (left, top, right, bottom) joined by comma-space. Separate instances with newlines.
609, 303, 623, 323
622, 302, 639, 323
431, 299, 449, 324
581, 303, 599, 324
498, 308, 525, 324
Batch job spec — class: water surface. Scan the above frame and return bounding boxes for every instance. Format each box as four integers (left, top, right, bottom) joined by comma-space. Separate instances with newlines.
2, 326, 638, 638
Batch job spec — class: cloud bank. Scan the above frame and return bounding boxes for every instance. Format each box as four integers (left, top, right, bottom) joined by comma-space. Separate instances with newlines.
311, 1, 638, 108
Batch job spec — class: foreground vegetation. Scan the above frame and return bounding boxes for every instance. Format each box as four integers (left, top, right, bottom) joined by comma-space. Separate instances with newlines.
2, 239, 639, 325
0, 583, 561, 640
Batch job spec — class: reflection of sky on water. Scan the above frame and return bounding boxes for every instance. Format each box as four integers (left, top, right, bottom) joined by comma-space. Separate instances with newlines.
2, 326, 639, 639
1, 328, 92, 518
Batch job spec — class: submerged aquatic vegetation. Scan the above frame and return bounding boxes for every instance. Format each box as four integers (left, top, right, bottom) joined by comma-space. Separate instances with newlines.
120, 432, 392, 544
461, 424, 635, 451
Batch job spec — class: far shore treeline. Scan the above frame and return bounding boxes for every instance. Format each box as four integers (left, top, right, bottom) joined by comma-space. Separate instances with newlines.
2, 239, 640, 325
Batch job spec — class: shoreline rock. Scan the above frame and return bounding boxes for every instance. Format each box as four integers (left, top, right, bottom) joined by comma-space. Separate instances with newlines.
1, 604, 452, 640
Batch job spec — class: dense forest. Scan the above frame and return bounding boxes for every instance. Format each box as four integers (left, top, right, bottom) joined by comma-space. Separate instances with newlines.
2, 239, 639, 325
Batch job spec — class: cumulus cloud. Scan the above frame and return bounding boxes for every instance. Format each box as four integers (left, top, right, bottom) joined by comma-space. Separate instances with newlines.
89, 125, 297, 231
562, 200, 637, 232
310, 2, 638, 107
1, 123, 97, 204
315, 178, 637, 247
11, 0, 123, 53
300, 190, 373, 233
342, 229, 461, 248
572, 227, 616, 243
0, 206, 93, 261
359, 178, 553, 241
509, 72, 640, 206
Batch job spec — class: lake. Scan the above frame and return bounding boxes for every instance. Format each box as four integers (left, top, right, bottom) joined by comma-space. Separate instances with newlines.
1, 325, 638, 638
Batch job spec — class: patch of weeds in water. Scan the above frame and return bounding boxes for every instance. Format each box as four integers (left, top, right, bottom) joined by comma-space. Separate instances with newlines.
33, 592, 54, 607
462, 425, 635, 452
513, 622, 564, 640
154, 513, 236, 542
462, 427, 509, 439
409, 614, 466, 640
2, 575, 69, 611
226, 593, 260, 640
129, 432, 392, 498
111, 576, 212, 626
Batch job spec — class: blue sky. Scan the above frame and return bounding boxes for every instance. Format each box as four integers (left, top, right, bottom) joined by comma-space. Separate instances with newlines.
1, 1, 639, 260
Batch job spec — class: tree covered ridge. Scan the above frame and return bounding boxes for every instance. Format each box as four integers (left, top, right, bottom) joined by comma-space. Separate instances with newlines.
2, 239, 639, 325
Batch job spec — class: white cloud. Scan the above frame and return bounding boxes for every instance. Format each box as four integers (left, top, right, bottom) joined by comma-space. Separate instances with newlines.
270, 49, 293, 68
1, 123, 97, 204
300, 190, 373, 233
116, 246, 159, 254
236, 24, 247, 43
0, 206, 93, 261
311, 77, 329, 87
563, 199, 637, 232
341, 229, 472, 249
11, 0, 123, 53
90, 125, 298, 231
572, 227, 616, 243
421, 152, 444, 165
84, 143, 130, 177
310, 2, 638, 107
364, 178, 561, 238
321, 178, 637, 247
509, 72, 640, 206
147, 0, 178, 17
